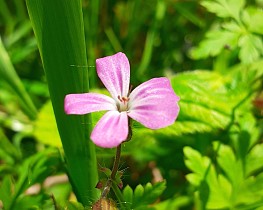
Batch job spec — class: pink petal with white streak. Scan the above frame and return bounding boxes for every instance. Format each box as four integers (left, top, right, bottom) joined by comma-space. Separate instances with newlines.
96, 52, 130, 100
64, 93, 116, 115
128, 78, 180, 129
91, 111, 128, 148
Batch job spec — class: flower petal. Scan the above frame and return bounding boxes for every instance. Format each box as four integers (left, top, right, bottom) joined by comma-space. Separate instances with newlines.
64, 93, 116, 114
128, 77, 180, 129
91, 111, 128, 148
96, 52, 130, 100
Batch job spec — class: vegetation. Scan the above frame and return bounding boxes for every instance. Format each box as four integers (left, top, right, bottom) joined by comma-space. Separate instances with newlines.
0, 0, 262, 209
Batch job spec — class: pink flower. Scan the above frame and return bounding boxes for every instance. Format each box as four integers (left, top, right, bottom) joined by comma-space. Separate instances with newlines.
64, 52, 180, 148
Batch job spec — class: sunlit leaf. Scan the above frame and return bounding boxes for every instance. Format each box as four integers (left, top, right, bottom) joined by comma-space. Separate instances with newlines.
242, 7, 263, 35
185, 142, 263, 209
34, 100, 61, 147
238, 34, 263, 64
155, 70, 249, 137
201, 0, 245, 20
190, 30, 239, 59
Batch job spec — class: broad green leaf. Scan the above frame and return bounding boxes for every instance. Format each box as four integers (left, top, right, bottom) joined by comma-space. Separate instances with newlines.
122, 68, 258, 165
33, 90, 105, 148
33, 100, 61, 147
156, 70, 247, 137
201, 0, 245, 20
26, 0, 99, 205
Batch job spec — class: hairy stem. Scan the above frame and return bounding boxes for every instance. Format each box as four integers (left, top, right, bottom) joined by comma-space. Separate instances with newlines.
101, 144, 122, 198
111, 144, 122, 180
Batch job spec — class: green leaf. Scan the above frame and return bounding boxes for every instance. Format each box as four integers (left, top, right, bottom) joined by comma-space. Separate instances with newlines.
155, 70, 248, 137
65, 201, 85, 210
184, 146, 211, 186
237, 174, 263, 206
123, 185, 133, 209
215, 142, 244, 199
3, 149, 61, 209
143, 182, 166, 205
26, 0, 99, 205
13, 194, 50, 210
184, 146, 232, 209
33, 100, 62, 147
0, 129, 21, 164
190, 29, 239, 59
242, 7, 263, 35
0, 176, 13, 208
154, 196, 191, 210
0, 37, 37, 119
201, 0, 245, 20
133, 184, 145, 206
238, 34, 263, 64
122, 182, 166, 209
185, 142, 263, 209
246, 144, 263, 176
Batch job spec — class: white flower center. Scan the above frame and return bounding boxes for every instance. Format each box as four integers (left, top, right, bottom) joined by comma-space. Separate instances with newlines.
117, 95, 130, 112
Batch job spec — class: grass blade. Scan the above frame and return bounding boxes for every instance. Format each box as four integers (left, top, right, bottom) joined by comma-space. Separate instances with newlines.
0, 37, 37, 120
26, 0, 99, 205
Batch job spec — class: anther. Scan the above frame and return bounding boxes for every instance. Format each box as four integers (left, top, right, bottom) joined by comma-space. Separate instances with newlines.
121, 96, 129, 104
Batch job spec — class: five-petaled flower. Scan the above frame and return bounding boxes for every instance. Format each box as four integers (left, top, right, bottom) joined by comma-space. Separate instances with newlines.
64, 52, 180, 148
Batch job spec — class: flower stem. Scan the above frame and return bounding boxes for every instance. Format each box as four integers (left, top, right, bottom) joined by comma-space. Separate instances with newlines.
100, 124, 132, 207
111, 144, 122, 180
101, 144, 122, 198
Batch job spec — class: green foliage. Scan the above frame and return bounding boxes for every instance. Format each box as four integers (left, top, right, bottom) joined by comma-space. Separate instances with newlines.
184, 138, 263, 210
0, 37, 37, 119
0, 0, 262, 209
33, 100, 61, 147
0, 148, 62, 209
132, 67, 257, 141
191, 0, 263, 64
201, 0, 245, 20
123, 181, 166, 209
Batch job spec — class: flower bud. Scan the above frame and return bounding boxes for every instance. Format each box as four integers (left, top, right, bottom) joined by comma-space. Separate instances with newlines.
92, 198, 117, 210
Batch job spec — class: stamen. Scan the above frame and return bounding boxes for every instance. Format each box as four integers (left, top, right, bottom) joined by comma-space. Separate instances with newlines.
121, 96, 129, 104
117, 95, 130, 112
117, 95, 123, 102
